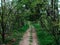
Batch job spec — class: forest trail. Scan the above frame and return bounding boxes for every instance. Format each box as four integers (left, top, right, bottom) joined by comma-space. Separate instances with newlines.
19, 25, 38, 45
32, 26, 38, 45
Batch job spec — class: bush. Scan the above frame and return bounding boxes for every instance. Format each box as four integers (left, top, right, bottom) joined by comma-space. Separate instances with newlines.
33, 23, 55, 45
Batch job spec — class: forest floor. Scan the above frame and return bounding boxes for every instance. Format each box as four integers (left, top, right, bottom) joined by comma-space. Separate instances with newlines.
19, 25, 38, 45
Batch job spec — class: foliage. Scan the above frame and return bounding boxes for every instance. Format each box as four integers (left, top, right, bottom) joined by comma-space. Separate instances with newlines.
0, 24, 29, 45
33, 23, 55, 45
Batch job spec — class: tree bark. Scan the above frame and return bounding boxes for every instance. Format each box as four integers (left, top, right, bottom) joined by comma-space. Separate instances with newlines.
1, 0, 5, 43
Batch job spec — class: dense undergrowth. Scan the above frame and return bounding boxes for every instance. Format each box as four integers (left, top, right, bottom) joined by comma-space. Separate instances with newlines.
0, 24, 29, 45
33, 22, 55, 45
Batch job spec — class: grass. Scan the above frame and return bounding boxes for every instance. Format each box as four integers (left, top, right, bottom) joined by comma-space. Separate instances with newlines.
0, 24, 29, 45
33, 23, 55, 45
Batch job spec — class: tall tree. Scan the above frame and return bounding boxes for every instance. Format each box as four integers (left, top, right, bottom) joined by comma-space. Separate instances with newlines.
1, 0, 5, 43
51, 0, 59, 45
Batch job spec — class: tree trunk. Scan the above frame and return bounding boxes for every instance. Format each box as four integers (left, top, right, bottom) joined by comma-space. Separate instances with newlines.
1, 0, 5, 43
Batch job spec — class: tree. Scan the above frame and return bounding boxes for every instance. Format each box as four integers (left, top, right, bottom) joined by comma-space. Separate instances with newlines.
1, 0, 5, 43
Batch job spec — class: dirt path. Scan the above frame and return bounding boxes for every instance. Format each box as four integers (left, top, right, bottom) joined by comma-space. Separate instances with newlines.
19, 28, 31, 45
32, 27, 38, 45
19, 25, 38, 45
